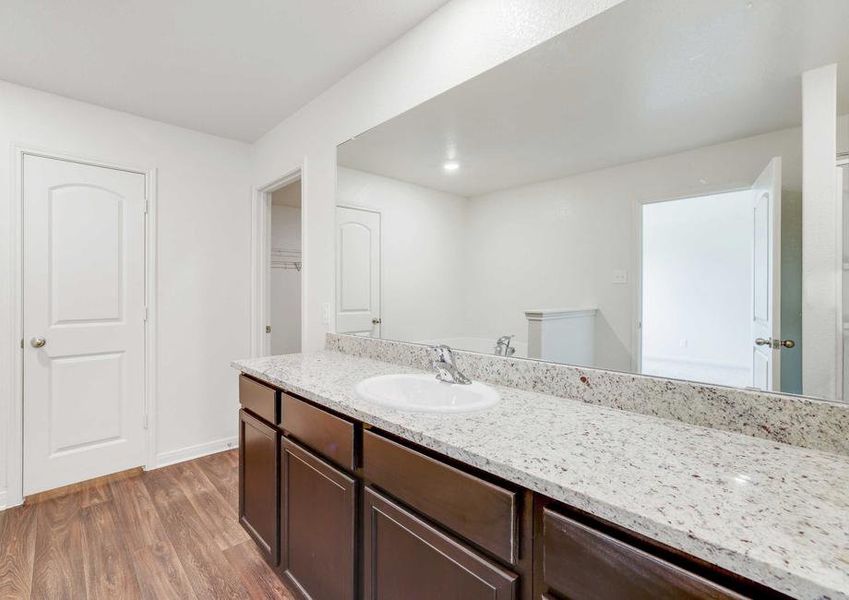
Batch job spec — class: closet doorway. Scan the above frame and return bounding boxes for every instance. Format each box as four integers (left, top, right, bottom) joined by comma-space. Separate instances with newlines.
252, 170, 303, 357
269, 179, 302, 354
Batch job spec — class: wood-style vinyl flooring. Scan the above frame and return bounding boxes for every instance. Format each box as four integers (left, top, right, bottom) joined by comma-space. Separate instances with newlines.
0, 450, 294, 599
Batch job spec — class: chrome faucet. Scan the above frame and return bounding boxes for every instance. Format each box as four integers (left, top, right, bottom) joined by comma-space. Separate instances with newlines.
495, 335, 515, 357
431, 345, 472, 385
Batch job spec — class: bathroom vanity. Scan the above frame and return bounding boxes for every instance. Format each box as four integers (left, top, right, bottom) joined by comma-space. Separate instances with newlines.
233, 349, 849, 600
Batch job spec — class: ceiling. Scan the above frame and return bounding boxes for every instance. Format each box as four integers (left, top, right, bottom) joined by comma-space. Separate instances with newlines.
338, 0, 849, 197
0, 0, 447, 141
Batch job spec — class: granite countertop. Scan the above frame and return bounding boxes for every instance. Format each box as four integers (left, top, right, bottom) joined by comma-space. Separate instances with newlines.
233, 351, 849, 600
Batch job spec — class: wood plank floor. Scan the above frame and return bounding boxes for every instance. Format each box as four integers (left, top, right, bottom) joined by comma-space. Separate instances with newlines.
0, 450, 294, 600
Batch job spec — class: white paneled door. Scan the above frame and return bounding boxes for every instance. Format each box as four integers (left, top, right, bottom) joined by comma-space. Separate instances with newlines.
23, 155, 147, 495
336, 206, 381, 337
750, 157, 782, 391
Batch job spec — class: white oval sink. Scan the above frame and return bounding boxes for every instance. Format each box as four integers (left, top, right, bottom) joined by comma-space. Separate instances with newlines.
355, 374, 500, 413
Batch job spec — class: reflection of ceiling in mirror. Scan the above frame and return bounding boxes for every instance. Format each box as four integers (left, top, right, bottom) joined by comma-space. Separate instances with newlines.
338, 0, 849, 197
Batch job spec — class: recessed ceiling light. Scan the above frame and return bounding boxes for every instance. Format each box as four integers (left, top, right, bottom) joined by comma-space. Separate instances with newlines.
443, 161, 460, 172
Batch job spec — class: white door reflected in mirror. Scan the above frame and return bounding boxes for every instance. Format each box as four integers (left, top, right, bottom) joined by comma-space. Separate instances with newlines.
336, 206, 381, 337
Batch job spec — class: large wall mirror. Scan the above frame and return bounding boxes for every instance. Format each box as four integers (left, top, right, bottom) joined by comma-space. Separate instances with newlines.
335, 0, 849, 402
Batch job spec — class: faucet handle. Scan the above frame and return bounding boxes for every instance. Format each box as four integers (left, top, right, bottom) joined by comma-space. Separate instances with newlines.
431, 344, 454, 363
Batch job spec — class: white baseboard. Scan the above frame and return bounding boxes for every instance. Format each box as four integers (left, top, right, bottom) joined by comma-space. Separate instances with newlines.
0, 490, 22, 513
153, 436, 238, 470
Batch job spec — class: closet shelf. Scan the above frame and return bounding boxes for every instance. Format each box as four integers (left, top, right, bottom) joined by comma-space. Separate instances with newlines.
271, 247, 302, 271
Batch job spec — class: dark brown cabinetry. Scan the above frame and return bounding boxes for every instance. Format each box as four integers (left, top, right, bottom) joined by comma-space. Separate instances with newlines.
239, 374, 279, 423
238, 409, 279, 565
363, 430, 517, 564
281, 392, 356, 471
238, 374, 786, 600
363, 486, 518, 600
279, 438, 357, 600
537, 505, 750, 600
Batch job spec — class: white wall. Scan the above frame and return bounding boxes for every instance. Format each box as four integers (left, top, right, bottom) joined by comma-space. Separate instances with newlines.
252, 0, 626, 352
336, 167, 468, 342
462, 126, 803, 372
642, 191, 753, 386
270, 203, 302, 354
0, 81, 251, 504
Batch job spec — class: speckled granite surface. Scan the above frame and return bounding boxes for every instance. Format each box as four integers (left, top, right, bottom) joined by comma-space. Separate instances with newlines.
327, 333, 849, 457
233, 350, 849, 600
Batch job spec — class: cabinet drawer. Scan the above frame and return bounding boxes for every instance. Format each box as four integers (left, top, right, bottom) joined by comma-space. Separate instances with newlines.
239, 374, 278, 424
364, 486, 517, 600
363, 430, 517, 564
280, 393, 356, 471
542, 508, 747, 600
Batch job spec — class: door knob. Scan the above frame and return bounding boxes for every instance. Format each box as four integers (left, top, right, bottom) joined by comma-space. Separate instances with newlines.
30, 336, 46, 348
754, 337, 795, 349
371, 318, 382, 325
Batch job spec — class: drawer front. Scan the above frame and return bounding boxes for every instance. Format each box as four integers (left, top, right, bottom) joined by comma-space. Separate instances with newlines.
363, 430, 517, 564
363, 486, 517, 600
542, 508, 747, 600
239, 374, 278, 424
280, 393, 356, 471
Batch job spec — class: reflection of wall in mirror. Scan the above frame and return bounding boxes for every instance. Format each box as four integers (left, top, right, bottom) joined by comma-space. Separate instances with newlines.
336, 167, 468, 343
335, 121, 849, 386
463, 124, 806, 382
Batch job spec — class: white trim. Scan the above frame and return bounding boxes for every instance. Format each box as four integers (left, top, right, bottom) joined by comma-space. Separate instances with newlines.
251, 164, 304, 358
835, 165, 844, 400
631, 196, 643, 373
153, 436, 238, 469
524, 308, 597, 321
7, 145, 157, 506
145, 169, 159, 467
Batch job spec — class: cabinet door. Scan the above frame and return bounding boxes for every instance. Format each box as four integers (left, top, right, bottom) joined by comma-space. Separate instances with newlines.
239, 409, 280, 565
280, 438, 356, 600
363, 486, 517, 600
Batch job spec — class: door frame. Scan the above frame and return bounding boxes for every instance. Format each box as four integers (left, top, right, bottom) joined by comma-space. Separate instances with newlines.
631, 185, 750, 376
251, 164, 304, 357
6, 145, 158, 508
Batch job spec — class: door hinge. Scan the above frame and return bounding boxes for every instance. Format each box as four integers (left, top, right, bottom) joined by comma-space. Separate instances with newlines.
144, 200, 149, 215
144, 306, 149, 322
20, 338, 24, 349
265, 325, 272, 334
143, 412, 149, 429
